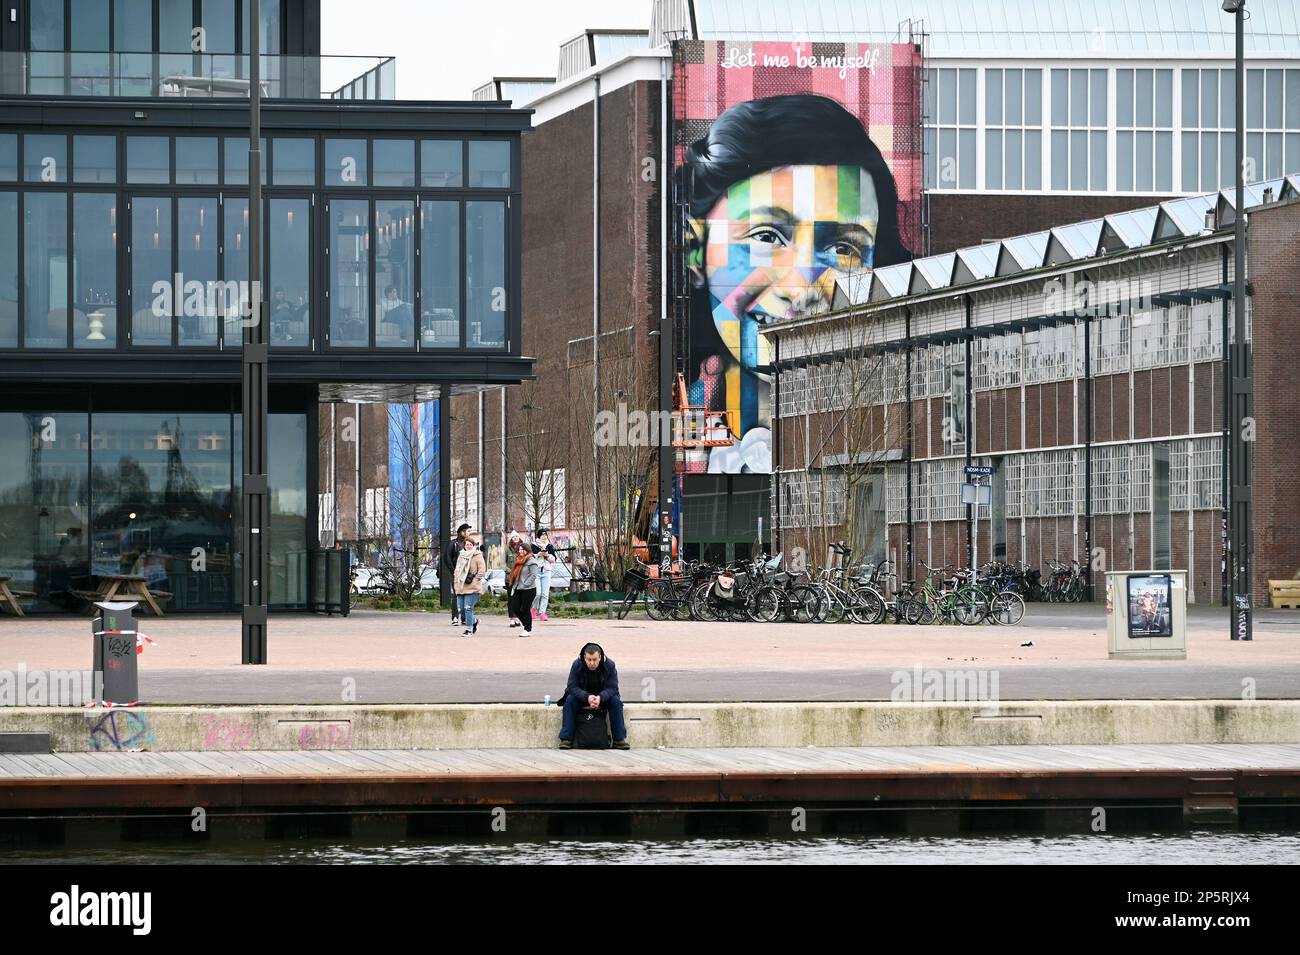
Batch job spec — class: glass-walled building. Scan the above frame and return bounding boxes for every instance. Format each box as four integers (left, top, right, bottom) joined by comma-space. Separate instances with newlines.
0, 1, 533, 613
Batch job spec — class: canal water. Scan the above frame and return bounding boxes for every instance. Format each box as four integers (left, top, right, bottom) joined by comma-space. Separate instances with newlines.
7, 831, 1299, 864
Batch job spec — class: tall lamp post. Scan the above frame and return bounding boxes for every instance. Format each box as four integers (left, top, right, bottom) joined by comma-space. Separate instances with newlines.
1224, 0, 1252, 641
242, 0, 269, 663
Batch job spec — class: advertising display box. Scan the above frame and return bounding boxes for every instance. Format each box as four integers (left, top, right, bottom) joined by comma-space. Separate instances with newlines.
1105, 570, 1187, 660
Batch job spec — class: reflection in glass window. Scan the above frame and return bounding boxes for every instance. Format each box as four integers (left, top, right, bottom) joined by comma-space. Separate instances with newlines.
0, 193, 16, 347
176, 138, 219, 185
421, 140, 462, 187
24, 135, 67, 183
373, 140, 415, 187
420, 200, 459, 347
0, 135, 15, 181
25, 193, 69, 348
73, 193, 118, 350
128, 136, 170, 184
267, 413, 307, 607
223, 137, 266, 185
73, 136, 116, 184
375, 200, 414, 347
466, 201, 505, 348
325, 139, 367, 186
177, 197, 219, 346
330, 199, 369, 347
31, 2, 64, 50
272, 138, 314, 185
202, 0, 237, 53
223, 198, 248, 344
468, 141, 510, 187
132, 197, 172, 346
269, 198, 309, 347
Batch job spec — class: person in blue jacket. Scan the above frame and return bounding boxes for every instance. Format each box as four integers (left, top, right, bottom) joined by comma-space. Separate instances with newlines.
558, 642, 628, 750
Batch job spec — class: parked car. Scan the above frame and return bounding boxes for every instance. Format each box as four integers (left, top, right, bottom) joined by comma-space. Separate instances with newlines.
483, 568, 507, 596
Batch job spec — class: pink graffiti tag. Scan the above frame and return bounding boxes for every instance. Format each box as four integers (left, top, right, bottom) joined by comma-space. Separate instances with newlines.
199, 716, 255, 751
298, 723, 353, 750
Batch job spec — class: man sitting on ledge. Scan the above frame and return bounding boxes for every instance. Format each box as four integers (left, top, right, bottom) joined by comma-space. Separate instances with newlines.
558, 642, 629, 750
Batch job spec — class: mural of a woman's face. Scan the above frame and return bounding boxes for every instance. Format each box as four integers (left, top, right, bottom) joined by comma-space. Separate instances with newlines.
693, 163, 880, 377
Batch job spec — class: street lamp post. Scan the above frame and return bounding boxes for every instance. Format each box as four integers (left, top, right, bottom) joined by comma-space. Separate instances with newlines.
241, 0, 269, 663
1224, 0, 1252, 641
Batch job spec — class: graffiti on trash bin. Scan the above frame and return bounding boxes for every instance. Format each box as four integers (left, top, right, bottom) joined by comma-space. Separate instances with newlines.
199, 715, 255, 751
88, 710, 155, 751
298, 722, 353, 750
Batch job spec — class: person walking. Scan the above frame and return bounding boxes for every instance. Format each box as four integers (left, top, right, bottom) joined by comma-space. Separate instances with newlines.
453, 534, 486, 637
505, 529, 524, 627
507, 537, 544, 636
531, 528, 558, 622
442, 522, 471, 626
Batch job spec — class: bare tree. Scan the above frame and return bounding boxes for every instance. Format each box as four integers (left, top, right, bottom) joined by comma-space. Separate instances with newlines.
383, 401, 438, 597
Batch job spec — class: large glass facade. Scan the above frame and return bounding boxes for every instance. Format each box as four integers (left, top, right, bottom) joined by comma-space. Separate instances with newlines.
420, 200, 459, 347
177, 196, 220, 345
131, 196, 172, 346
0, 193, 18, 348
268, 198, 309, 346
466, 201, 506, 348
329, 198, 369, 347
375, 199, 415, 347
72, 192, 118, 349
24, 193, 69, 348
0, 407, 307, 612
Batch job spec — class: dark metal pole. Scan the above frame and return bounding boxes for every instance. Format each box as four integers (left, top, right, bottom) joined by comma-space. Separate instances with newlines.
964, 295, 973, 576
241, 0, 268, 664
1083, 314, 1094, 601
1229, 0, 1253, 640
438, 385, 451, 608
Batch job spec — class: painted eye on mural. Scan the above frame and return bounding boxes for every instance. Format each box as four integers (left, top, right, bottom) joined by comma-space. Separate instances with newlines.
743, 226, 788, 246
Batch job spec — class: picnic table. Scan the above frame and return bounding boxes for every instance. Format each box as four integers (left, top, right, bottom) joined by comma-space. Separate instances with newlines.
70, 574, 172, 616
0, 575, 36, 616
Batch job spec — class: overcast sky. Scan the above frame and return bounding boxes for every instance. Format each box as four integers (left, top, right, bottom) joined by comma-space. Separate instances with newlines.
321, 0, 651, 100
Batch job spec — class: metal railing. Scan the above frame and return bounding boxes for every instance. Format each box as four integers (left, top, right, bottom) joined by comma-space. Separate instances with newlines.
0, 52, 394, 100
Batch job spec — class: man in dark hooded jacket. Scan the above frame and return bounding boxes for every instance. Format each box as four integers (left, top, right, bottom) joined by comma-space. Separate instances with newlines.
558, 642, 628, 749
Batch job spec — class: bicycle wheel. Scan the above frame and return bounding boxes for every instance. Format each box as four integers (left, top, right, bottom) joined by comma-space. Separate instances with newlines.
905, 592, 937, 625
788, 585, 822, 623
952, 588, 986, 626
644, 582, 671, 621
849, 586, 886, 624
990, 591, 1026, 625
749, 586, 783, 623
691, 582, 719, 622
819, 589, 847, 624
617, 587, 641, 619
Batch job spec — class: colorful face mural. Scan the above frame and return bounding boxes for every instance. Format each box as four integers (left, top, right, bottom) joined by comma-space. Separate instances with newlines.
674, 41, 923, 475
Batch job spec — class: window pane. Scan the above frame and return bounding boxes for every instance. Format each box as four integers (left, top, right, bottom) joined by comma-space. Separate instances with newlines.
1117, 70, 1133, 127
1090, 70, 1106, 127
1051, 129, 1067, 189
1051, 69, 1067, 126
324, 138, 367, 186
1201, 70, 1219, 127
938, 128, 956, 188
1006, 69, 1022, 126
1266, 69, 1283, 128
421, 140, 463, 187
1287, 70, 1300, 129
1266, 131, 1282, 179
375, 200, 414, 348
73, 135, 115, 183
72, 193, 117, 350
329, 199, 369, 347
24, 134, 67, 183
1155, 131, 1172, 192
1246, 131, 1263, 181
132, 197, 172, 346
0, 193, 15, 347
1117, 130, 1134, 191
986, 69, 1002, 126
1136, 130, 1153, 192
1246, 69, 1264, 128
1155, 70, 1172, 127
1220, 133, 1234, 189
420, 200, 459, 347
924, 68, 935, 124
1182, 69, 1198, 127
466, 201, 505, 348
1221, 69, 1235, 127
25, 194, 68, 348
1090, 130, 1106, 191
985, 130, 1002, 189
0, 135, 15, 181
1182, 131, 1198, 192
1005, 129, 1022, 190
272, 138, 314, 185
958, 128, 975, 188
223, 137, 266, 185
958, 69, 976, 125
923, 127, 936, 190
1289, 133, 1300, 175
373, 139, 415, 187
114, 0, 153, 51
71, 0, 109, 49
939, 68, 956, 125
468, 141, 511, 188
202, 0, 236, 53
1201, 132, 1218, 192
1070, 69, 1087, 126
222, 198, 248, 344
269, 198, 309, 347
175, 137, 219, 184
159, 0, 192, 51
1024, 130, 1042, 189
1070, 130, 1087, 190
175, 197, 218, 346
1025, 69, 1042, 125
127, 136, 170, 184
31, 0, 64, 49
1136, 69, 1153, 127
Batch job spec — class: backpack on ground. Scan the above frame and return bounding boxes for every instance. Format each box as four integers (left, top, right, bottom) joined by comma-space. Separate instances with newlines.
574, 707, 611, 749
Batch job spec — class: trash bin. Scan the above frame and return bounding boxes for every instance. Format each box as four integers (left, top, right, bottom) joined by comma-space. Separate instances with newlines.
1105, 570, 1187, 660
92, 601, 140, 705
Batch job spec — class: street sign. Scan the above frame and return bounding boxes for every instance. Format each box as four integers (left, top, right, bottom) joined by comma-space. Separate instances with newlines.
960, 483, 991, 506
964, 464, 994, 476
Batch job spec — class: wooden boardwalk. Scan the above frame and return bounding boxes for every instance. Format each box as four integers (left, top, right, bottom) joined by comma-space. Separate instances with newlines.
3, 744, 1300, 812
